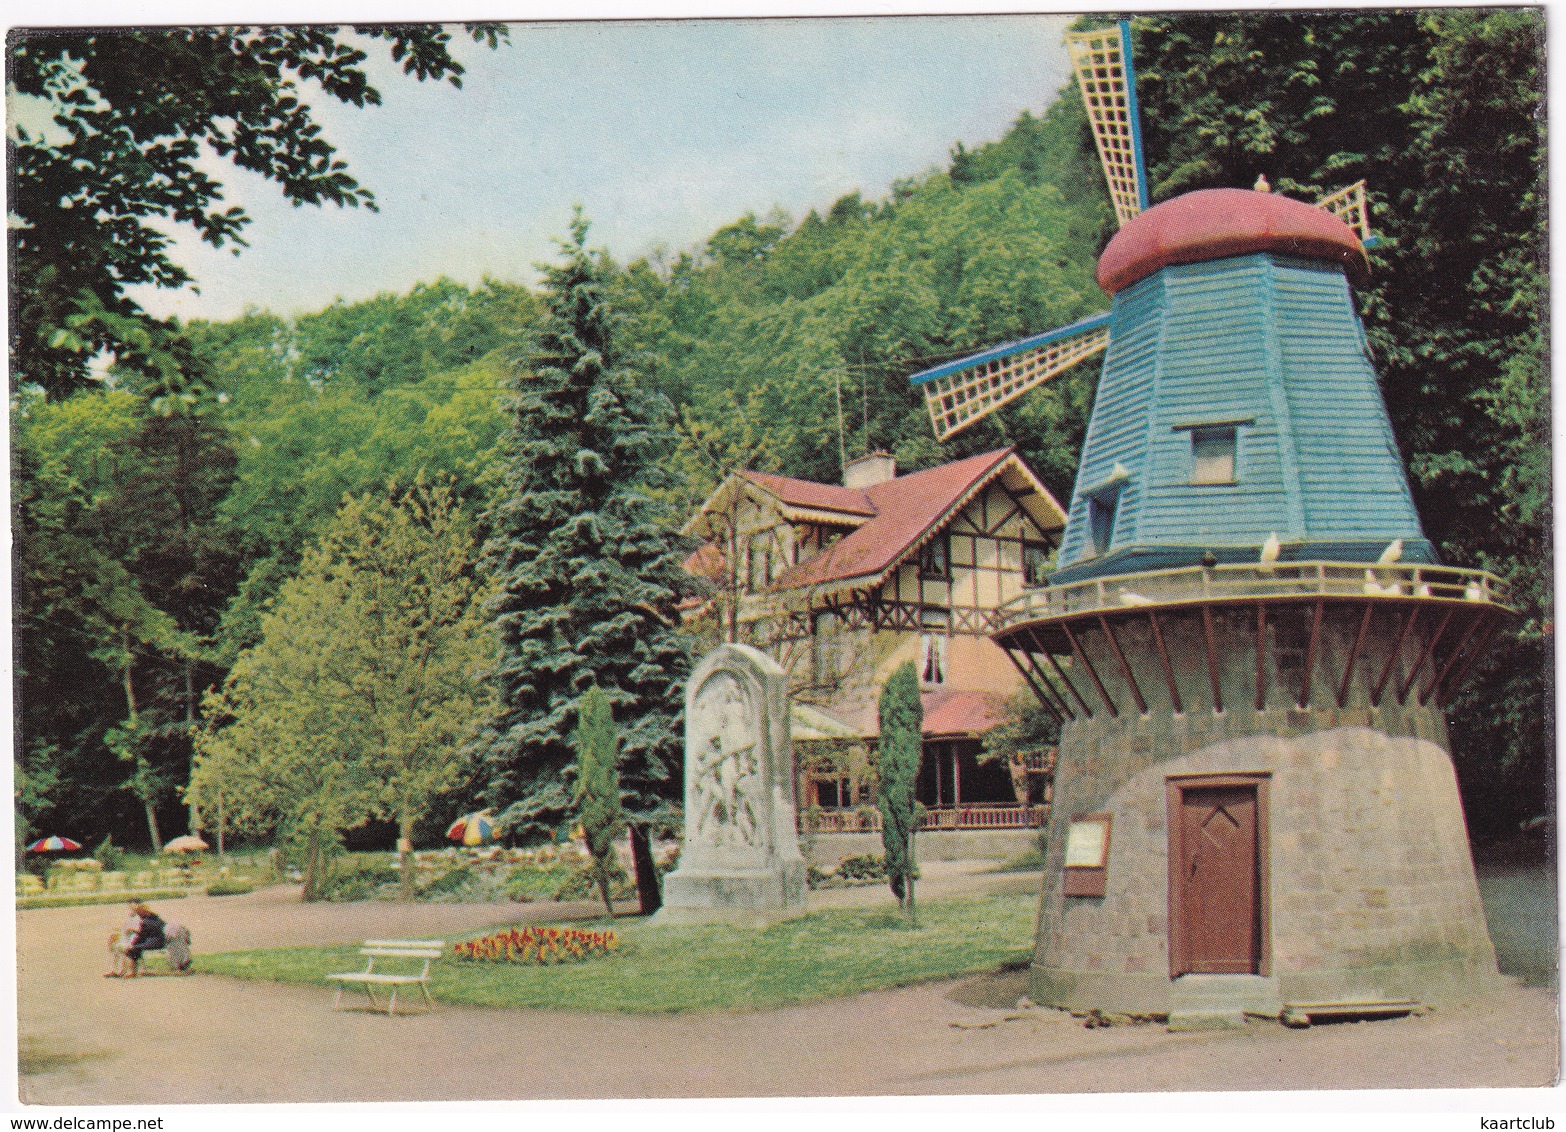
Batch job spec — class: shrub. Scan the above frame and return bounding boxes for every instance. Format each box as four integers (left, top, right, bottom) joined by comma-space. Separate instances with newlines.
417, 862, 474, 897
999, 845, 1045, 872
94, 836, 126, 872
452, 925, 618, 965
19, 889, 188, 910
502, 861, 575, 902
318, 855, 398, 902
837, 853, 887, 881
553, 860, 633, 903
206, 878, 256, 897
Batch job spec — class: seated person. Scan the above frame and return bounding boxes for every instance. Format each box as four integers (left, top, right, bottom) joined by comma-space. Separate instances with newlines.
121, 904, 166, 978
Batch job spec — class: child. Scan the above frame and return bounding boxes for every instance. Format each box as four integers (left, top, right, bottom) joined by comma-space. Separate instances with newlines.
105, 902, 140, 977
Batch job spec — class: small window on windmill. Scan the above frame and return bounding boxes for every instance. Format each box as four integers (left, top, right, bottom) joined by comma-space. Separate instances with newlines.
1191, 426, 1237, 485
1087, 492, 1118, 557
1272, 608, 1310, 681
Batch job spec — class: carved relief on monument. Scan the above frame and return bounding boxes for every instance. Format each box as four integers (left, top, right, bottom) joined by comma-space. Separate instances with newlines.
689, 671, 764, 850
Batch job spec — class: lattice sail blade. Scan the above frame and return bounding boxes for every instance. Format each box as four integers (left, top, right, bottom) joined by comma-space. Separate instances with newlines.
912, 314, 1112, 441
1067, 21, 1150, 228
1316, 180, 1374, 243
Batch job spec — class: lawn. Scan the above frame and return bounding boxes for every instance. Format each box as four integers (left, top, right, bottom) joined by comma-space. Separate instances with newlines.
198, 892, 1036, 1012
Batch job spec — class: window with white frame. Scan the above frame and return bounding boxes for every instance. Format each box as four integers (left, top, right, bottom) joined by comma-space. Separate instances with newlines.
920, 632, 947, 685
1023, 540, 1051, 588
919, 534, 951, 580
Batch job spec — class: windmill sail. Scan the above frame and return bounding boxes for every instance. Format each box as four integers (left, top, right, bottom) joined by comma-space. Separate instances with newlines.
912, 313, 1111, 441
1315, 180, 1375, 244
910, 26, 1383, 444
1067, 21, 1150, 228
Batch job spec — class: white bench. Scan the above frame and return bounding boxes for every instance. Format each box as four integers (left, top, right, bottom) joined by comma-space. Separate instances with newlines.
325, 939, 442, 1015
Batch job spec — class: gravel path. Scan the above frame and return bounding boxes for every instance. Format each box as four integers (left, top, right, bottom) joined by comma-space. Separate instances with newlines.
15, 864, 1559, 1106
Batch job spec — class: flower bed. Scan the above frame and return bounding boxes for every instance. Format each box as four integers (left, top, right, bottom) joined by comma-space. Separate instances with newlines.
452, 926, 618, 966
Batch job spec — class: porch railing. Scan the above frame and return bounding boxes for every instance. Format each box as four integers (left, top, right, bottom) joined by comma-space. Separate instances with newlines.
804, 802, 1045, 834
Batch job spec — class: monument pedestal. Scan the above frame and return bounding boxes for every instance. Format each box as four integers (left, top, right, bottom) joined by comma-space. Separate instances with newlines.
654, 643, 808, 925
656, 863, 808, 926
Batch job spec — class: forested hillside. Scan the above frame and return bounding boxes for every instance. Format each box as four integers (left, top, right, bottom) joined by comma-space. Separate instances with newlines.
14, 10, 1547, 854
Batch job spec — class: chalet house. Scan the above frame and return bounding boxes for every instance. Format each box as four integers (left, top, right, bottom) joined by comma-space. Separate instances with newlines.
683, 447, 1067, 827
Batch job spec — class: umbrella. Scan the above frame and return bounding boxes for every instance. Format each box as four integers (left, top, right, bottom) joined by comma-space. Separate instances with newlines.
26, 836, 82, 853
445, 810, 496, 847
162, 835, 209, 853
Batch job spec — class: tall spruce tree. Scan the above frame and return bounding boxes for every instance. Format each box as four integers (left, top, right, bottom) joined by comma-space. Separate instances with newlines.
479, 209, 691, 913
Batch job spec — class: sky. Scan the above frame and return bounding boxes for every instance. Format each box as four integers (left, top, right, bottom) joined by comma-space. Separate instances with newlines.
90, 13, 1080, 324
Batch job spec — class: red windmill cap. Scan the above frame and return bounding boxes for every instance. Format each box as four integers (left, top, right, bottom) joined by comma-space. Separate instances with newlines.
1096, 188, 1370, 295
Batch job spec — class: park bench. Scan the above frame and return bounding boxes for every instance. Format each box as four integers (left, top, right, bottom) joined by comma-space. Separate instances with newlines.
326, 939, 442, 1016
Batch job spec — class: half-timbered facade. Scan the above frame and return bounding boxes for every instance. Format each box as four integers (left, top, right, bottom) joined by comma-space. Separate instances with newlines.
683, 447, 1067, 823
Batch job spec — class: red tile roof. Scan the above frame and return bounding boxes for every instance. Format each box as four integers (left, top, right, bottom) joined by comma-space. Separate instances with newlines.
770, 448, 1016, 592
738, 470, 876, 518
799, 689, 1008, 740
920, 689, 1009, 738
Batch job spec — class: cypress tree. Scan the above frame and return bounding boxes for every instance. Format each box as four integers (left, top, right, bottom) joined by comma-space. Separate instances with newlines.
573, 684, 625, 920
479, 209, 691, 913
877, 661, 923, 923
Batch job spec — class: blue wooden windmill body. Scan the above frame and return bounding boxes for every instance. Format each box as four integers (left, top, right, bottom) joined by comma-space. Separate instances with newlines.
1049, 248, 1435, 586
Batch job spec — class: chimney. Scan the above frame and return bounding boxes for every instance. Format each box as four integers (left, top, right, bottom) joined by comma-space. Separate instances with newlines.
844, 450, 897, 489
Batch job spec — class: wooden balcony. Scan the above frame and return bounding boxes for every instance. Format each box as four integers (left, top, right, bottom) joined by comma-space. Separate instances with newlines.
992, 560, 1514, 722
996, 559, 1512, 630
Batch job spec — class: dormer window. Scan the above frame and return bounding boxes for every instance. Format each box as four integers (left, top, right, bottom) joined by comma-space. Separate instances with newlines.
920, 535, 950, 580
1088, 493, 1118, 557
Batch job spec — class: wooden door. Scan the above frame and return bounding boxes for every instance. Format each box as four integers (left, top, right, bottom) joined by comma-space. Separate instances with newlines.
1171, 783, 1262, 975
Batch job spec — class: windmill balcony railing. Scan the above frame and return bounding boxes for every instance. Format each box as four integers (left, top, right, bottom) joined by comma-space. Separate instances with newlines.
996, 559, 1512, 629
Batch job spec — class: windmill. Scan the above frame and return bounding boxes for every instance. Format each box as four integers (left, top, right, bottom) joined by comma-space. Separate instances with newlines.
911, 21, 1375, 443
928, 18, 1514, 1025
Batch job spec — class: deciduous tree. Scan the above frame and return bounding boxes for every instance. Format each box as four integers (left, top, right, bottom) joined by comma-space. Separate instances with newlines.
9, 23, 504, 399
194, 480, 492, 899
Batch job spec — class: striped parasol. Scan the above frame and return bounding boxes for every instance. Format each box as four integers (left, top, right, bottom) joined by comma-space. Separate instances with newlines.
26, 836, 82, 853
445, 809, 497, 847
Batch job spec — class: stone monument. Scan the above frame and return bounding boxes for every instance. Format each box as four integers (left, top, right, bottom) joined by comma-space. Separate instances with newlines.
657, 643, 807, 922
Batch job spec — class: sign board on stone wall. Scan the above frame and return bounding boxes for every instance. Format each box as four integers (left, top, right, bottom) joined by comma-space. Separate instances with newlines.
656, 643, 807, 922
